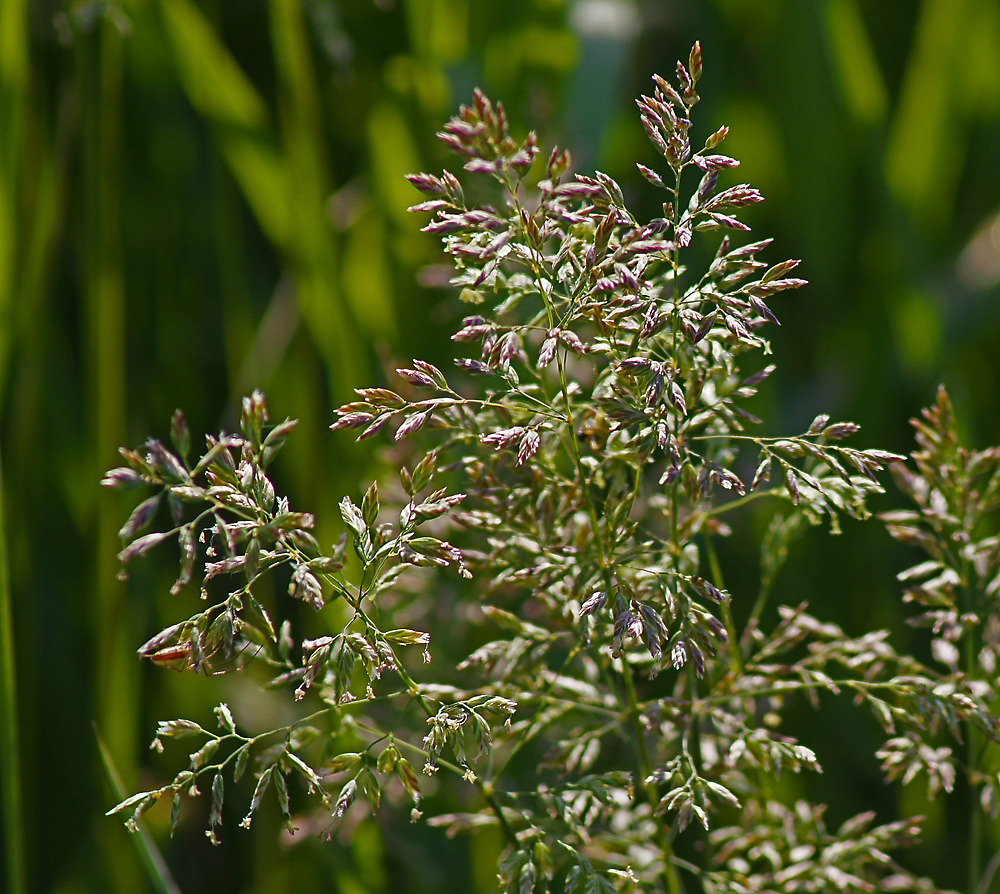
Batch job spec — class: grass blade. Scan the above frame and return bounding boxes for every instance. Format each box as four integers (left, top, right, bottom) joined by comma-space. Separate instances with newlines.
0, 0, 28, 885
94, 724, 182, 894
268, 0, 366, 401
0, 447, 25, 894
79, 19, 142, 890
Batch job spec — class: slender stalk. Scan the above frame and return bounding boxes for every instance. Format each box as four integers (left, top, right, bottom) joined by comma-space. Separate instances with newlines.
643, 139, 686, 894
703, 488, 778, 518
621, 657, 653, 780
698, 677, 933, 709
967, 687, 983, 894
559, 329, 683, 894
621, 657, 682, 894
704, 534, 742, 673
0, 447, 25, 894
491, 642, 587, 779
745, 579, 775, 636
94, 725, 181, 894
975, 849, 1000, 894
667, 159, 683, 560
511, 179, 682, 887
378, 636, 520, 848
962, 560, 983, 893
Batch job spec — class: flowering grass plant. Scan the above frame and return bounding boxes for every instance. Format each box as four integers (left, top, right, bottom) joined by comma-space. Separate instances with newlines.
105, 44, 999, 893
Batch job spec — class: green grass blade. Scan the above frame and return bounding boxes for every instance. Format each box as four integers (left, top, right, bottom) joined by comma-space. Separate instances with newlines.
79, 19, 142, 890
0, 448, 25, 894
162, 0, 369, 402
160, 0, 293, 248
94, 724, 182, 894
823, 0, 889, 124
0, 0, 28, 402
884, 0, 971, 226
268, 0, 367, 402
0, 0, 28, 885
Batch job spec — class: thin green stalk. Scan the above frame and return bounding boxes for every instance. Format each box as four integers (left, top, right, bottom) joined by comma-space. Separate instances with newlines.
634, 675, 904, 715
551, 307, 682, 894
962, 562, 983, 894
975, 850, 1000, 894
490, 642, 587, 780
620, 657, 653, 780
668, 161, 683, 558
704, 534, 742, 673
622, 656, 681, 894
640, 149, 685, 894
703, 488, 778, 519
703, 534, 777, 810
967, 688, 983, 894
94, 725, 181, 894
744, 569, 779, 652
0, 447, 25, 894
373, 631, 520, 849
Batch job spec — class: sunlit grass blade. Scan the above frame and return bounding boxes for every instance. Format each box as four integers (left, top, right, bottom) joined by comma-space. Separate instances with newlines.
94, 724, 182, 894
823, 0, 889, 124
161, 0, 293, 249
0, 0, 28, 405
268, 0, 367, 402
1, 0, 29, 889
79, 19, 141, 891
163, 0, 369, 402
884, 0, 969, 226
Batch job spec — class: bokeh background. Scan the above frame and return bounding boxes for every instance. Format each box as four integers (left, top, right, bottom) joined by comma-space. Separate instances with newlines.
2, 0, 1000, 891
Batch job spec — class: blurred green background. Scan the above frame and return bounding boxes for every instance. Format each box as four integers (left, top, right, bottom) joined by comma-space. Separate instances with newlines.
2, 0, 1000, 891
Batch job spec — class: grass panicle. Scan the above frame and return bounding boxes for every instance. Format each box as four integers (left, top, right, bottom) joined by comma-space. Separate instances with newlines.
103, 46, 997, 894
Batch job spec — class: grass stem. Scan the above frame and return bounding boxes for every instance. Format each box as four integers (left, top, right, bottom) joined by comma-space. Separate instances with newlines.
94, 725, 181, 894
0, 447, 25, 894
621, 657, 682, 894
